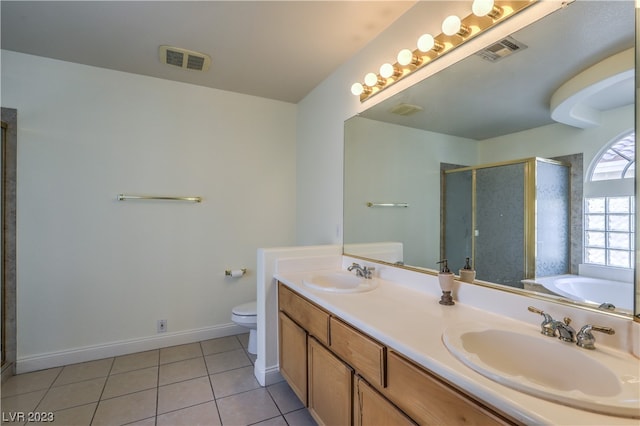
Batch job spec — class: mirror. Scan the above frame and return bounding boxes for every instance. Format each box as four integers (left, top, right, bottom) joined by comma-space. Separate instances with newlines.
344, 0, 636, 317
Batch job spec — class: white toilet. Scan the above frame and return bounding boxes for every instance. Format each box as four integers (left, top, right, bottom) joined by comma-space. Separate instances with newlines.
231, 301, 257, 354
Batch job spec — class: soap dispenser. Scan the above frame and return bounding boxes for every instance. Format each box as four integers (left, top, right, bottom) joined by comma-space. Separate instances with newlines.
436, 259, 455, 306
459, 257, 476, 283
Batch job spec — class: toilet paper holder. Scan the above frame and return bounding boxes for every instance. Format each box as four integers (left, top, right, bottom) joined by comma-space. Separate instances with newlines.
225, 269, 247, 277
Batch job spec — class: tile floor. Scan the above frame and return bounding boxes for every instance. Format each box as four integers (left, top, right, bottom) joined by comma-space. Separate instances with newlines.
1, 334, 317, 426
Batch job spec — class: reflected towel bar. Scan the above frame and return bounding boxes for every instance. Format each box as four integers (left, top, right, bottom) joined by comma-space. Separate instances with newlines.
366, 202, 408, 208
117, 194, 202, 203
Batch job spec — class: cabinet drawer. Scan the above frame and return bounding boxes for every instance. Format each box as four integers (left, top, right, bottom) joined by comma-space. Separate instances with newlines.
330, 317, 385, 388
278, 283, 330, 345
385, 351, 514, 426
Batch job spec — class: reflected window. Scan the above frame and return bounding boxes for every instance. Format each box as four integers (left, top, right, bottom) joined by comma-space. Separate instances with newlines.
590, 132, 635, 181
584, 132, 635, 269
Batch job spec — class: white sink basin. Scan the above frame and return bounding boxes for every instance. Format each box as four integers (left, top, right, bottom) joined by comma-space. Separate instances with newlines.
302, 271, 378, 293
443, 322, 640, 418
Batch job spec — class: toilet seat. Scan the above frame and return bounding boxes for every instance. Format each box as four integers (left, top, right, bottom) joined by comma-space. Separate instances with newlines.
232, 301, 257, 318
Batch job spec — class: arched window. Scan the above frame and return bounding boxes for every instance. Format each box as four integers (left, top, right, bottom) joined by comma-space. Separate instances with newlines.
584, 131, 635, 269
590, 132, 635, 181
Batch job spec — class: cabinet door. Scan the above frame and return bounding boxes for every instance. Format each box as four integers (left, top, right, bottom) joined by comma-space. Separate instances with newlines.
355, 377, 415, 426
308, 337, 353, 426
279, 311, 307, 405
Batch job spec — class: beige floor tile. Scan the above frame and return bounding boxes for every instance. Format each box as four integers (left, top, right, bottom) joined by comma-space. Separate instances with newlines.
156, 400, 221, 426
200, 336, 241, 356
253, 416, 288, 426
217, 388, 280, 425
125, 417, 156, 426
92, 388, 156, 426
159, 343, 202, 365
158, 357, 207, 386
204, 348, 251, 374
210, 365, 260, 398
37, 377, 105, 412
0, 368, 61, 398
267, 381, 304, 414
53, 358, 113, 387
157, 376, 214, 415
38, 402, 96, 426
101, 366, 158, 399
284, 408, 317, 426
1, 389, 46, 417
111, 350, 159, 375
237, 333, 250, 350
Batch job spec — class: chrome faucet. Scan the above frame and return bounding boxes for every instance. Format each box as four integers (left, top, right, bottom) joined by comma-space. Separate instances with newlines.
528, 306, 556, 337
552, 317, 576, 342
347, 263, 375, 279
576, 324, 615, 350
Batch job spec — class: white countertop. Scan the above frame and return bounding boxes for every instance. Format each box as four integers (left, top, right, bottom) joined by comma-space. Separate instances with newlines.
275, 270, 639, 426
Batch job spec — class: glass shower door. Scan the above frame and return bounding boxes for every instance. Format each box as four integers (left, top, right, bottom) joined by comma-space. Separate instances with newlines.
474, 163, 526, 288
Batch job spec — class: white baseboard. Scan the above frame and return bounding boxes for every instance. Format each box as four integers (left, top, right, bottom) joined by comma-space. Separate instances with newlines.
254, 361, 283, 387
17, 323, 246, 374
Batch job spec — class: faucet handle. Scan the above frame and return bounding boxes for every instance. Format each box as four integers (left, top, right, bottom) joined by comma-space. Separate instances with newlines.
363, 266, 375, 279
576, 325, 615, 350
528, 306, 556, 336
527, 306, 544, 315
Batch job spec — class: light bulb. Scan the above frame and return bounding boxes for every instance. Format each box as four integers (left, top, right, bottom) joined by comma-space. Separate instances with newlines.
350, 82, 364, 96
379, 63, 396, 78
417, 34, 435, 52
442, 15, 462, 36
364, 72, 379, 87
397, 49, 415, 66
472, 0, 494, 17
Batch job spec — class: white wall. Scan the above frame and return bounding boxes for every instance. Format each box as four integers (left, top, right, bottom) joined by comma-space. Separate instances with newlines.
478, 105, 634, 168
344, 117, 477, 267
2, 51, 297, 370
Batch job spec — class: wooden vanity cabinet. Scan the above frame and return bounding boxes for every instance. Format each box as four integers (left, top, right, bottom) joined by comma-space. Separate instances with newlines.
277, 282, 518, 426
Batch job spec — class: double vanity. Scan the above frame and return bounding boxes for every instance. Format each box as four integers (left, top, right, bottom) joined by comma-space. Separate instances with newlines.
273, 257, 639, 425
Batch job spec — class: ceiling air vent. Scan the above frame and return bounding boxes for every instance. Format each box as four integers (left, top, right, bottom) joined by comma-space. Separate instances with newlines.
390, 103, 423, 116
159, 45, 211, 72
477, 36, 528, 63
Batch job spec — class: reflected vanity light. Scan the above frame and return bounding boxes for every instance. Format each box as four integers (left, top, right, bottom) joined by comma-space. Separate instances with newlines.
397, 48, 423, 67
417, 34, 444, 53
442, 15, 470, 37
351, 0, 535, 101
380, 63, 402, 79
472, 0, 503, 19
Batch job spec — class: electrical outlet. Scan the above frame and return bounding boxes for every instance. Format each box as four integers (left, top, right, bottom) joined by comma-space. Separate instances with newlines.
157, 319, 167, 333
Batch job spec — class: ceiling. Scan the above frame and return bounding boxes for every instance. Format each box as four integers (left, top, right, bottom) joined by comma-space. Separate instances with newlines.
1, 1, 416, 104
359, 0, 636, 140
1, 1, 635, 136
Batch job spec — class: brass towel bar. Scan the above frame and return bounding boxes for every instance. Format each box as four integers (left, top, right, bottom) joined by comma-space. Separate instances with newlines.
366, 202, 408, 208
117, 194, 202, 203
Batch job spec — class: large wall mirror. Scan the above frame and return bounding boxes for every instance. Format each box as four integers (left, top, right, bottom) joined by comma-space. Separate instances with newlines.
344, 0, 637, 319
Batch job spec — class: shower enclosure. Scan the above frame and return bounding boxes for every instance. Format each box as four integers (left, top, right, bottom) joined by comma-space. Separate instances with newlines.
443, 157, 570, 288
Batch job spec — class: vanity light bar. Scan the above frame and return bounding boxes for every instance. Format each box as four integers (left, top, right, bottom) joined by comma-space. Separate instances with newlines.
352, 0, 537, 102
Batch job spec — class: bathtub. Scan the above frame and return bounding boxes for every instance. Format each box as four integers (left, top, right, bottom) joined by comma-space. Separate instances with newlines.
523, 274, 634, 312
